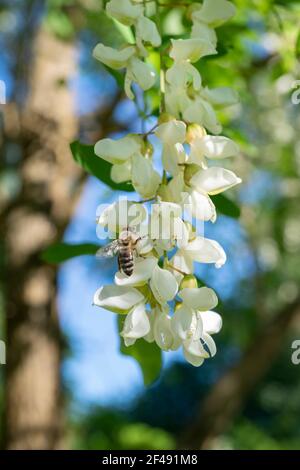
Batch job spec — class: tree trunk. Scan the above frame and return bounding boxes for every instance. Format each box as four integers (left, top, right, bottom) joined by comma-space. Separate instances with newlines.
178, 297, 300, 450
2, 28, 79, 450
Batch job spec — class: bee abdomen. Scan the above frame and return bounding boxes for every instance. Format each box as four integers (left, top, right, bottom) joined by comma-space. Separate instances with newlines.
119, 252, 134, 276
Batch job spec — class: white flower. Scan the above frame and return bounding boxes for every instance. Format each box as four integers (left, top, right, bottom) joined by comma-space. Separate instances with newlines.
111, 160, 132, 184
189, 135, 240, 167
171, 287, 221, 367
93, 44, 135, 69
153, 307, 181, 351
192, 0, 236, 28
165, 85, 190, 118
166, 39, 215, 96
183, 96, 222, 134
155, 119, 186, 145
106, 0, 144, 26
94, 134, 142, 165
184, 189, 216, 222
97, 200, 147, 232
190, 166, 242, 195
171, 286, 218, 348
158, 172, 185, 204
125, 56, 156, 99
166, 62, 202, 91
183, 339, 209, 367
184, 166, 241, 222
155, 120, 187, 176
150, 201, 187, 247
121, 303, 151, 346
115, 257, 158, 287
93, 285, 144, 313
170, 236, 227, 274
150, 265, 178, 305
170, 38, 217, 62
191, 20, 217, 48
186, 309, 223, 363
131, 154, 161, 198
178, 286, 218, 310
136, 15, 161, 56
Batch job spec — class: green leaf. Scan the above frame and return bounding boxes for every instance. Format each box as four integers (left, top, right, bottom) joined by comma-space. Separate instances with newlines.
41, 242, 99, 264
211, 193, 241, 219
70, 141, 134, 192
118, 317, 162, 386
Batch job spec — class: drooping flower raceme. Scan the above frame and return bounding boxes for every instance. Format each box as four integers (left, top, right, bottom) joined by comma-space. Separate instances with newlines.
93, 0, 241, 369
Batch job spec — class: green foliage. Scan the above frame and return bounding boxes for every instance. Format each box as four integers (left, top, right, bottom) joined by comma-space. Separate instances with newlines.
71, 407, 174, 450
70, 141, 134, 192
41, 242, 99, 264
118, 317, 162, 386
211, 194, 241, 219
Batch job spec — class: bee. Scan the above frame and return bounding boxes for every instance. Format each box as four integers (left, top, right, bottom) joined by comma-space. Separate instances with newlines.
96, 229, 141, 277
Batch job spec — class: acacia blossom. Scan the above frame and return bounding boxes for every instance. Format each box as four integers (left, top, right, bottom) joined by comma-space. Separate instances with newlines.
93, 0, 240, 369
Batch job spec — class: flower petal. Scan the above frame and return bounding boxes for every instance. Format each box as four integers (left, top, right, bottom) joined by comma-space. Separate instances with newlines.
93, 285, 144, 312
184, 236, 227, 268
171, 305, 194, 341
191, 20, 217, 47
185, 190, 216, 222
95, 135, 142, 164
136, 15, 161, 50
169, 250, 193, 275
192, 135, 239, 160
115, 257, 157, 286
200, 311, 223, 334
150, 265, 178, 305
121, 303, 150, 343
93, 44, 135, 69
190, 167, 242, 195
131, 155, 161, 198
97, 200, 147, 231
154, 309, 176, 350
192, 0, 236, 28
128, 56, 156, 91
111, 160, 132, 183
183, 339, 209, 366
170, 38, 217, 62
155, 119, 186, 145
179, 287, 218, 311
106, 0, 144, 26
162, 143, 186, 176
202, 332, 217, 357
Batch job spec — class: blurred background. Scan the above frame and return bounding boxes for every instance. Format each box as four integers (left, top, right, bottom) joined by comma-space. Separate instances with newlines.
1, 0, 300, 450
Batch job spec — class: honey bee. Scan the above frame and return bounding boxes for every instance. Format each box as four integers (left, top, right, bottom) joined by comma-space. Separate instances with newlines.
96, 229, 141, 277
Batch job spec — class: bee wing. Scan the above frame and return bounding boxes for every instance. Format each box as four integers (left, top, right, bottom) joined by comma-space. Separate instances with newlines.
96, 240, 120, 259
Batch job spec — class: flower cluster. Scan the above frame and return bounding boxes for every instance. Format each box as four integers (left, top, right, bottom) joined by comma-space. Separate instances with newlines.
93, 0, 161, 100
93, 0, 241, 368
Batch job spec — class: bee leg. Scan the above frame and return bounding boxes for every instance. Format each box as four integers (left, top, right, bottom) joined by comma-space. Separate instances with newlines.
118, 256, 121, 272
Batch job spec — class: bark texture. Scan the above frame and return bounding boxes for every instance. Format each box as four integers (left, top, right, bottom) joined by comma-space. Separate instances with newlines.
2, 29, 79, 450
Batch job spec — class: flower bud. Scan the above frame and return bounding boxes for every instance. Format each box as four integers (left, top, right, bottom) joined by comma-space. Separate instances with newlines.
186, 123, 207, 144
180, 274, 198, 290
